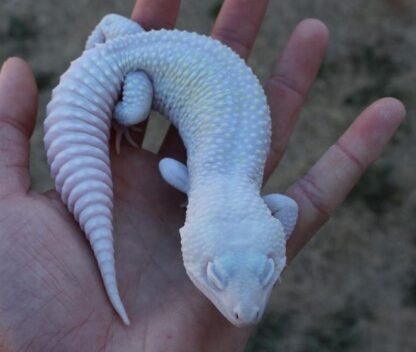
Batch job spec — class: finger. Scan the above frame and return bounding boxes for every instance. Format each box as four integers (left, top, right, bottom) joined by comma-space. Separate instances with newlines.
131, 0, 181, 146
264, 19, 329, 180
285, 98, 406, 261
211, 0, 268, 59
0, 58, 37, 196
131, 0, 181, 30
159, 0, 268, 160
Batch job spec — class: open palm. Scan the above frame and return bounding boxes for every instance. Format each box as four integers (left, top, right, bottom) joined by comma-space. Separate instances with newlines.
0, 1, 405, 351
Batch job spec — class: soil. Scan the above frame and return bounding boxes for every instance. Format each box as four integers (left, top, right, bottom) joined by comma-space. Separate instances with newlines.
1, 1, 415, 351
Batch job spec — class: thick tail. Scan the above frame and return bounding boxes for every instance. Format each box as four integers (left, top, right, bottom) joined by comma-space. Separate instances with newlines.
43, 53, 130, 324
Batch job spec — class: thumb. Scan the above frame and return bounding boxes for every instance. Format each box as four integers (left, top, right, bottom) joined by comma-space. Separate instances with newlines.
0, 57, 38, 196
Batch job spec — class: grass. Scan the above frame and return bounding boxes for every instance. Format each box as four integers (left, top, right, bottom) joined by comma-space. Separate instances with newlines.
300, 303, 366, 352
318, 38, 405, 108
0, 14, 38, 59
34, 71, 56, 91
245, 301, 369, 352
402, 271, 416, 308
347, 163, 403, 214
209, 0, 223, 19
6, 15, 37, 41
245, 311, 292, 352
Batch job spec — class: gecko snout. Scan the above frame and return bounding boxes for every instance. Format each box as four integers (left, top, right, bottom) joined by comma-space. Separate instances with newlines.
233, 304, 260, 326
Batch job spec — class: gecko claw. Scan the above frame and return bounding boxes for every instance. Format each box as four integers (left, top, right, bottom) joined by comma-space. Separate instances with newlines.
124, 129, 140, 149
113, 121, 142, 154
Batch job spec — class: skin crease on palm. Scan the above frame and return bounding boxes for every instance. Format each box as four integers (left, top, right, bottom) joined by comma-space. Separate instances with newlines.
0, 0, 406, 351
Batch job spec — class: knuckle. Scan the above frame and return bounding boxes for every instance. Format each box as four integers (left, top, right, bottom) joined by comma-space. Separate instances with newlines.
266, 73, 306, 100
332, 141, 366, 174
295, 173, 331, 224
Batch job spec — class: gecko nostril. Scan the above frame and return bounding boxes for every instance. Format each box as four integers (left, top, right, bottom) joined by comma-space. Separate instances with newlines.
234, 312, 239, 320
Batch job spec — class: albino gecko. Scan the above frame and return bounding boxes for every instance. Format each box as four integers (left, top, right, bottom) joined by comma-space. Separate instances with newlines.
44, 14, 298, 327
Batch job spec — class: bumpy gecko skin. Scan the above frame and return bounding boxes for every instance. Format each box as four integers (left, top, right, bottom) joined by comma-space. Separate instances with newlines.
44, 14, 298, 327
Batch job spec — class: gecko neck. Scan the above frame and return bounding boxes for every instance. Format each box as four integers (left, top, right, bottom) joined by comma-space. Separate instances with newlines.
185, 173, 264, 222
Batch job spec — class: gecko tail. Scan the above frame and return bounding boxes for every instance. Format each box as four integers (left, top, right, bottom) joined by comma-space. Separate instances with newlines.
43, 19, 133, 326
90, 228, 130, 325
106, 280, 131, 325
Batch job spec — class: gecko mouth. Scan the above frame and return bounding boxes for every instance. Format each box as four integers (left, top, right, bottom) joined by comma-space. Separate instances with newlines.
186, 270, 263, 327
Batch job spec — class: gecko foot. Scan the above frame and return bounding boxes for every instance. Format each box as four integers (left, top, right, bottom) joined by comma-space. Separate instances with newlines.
113, 121, 143, 154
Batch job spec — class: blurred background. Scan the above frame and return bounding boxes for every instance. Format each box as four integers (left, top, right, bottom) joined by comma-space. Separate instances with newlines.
1, 0, 415, 351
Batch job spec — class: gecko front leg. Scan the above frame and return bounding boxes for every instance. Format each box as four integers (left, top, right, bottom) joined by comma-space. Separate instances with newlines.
263, 194, 298, 239
158, 159, 299, 239
159, 158, 189, 194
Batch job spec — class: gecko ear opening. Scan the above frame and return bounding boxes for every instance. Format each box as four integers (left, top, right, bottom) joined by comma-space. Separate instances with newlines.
207, 261, 227, 290
259, 258, 275, 287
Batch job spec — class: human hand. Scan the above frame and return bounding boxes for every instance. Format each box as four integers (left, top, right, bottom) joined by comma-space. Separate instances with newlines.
0, 1, 405, 351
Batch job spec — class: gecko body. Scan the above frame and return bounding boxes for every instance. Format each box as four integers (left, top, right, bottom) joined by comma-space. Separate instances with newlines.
44, 14, 298, 327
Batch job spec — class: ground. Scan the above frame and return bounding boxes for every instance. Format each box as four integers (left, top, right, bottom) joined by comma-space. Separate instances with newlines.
0, 0, 415, 351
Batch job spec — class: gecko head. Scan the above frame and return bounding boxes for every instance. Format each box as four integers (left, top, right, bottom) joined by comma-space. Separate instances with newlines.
180, 218, 287, 327
203, 252, 286, 327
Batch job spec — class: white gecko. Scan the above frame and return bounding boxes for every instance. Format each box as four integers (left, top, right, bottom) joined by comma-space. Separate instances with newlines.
43, 14, 298, 327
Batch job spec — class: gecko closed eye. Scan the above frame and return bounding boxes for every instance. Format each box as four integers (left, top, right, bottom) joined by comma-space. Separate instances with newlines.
207, 261, 228, 290
259, 257, 275, 287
